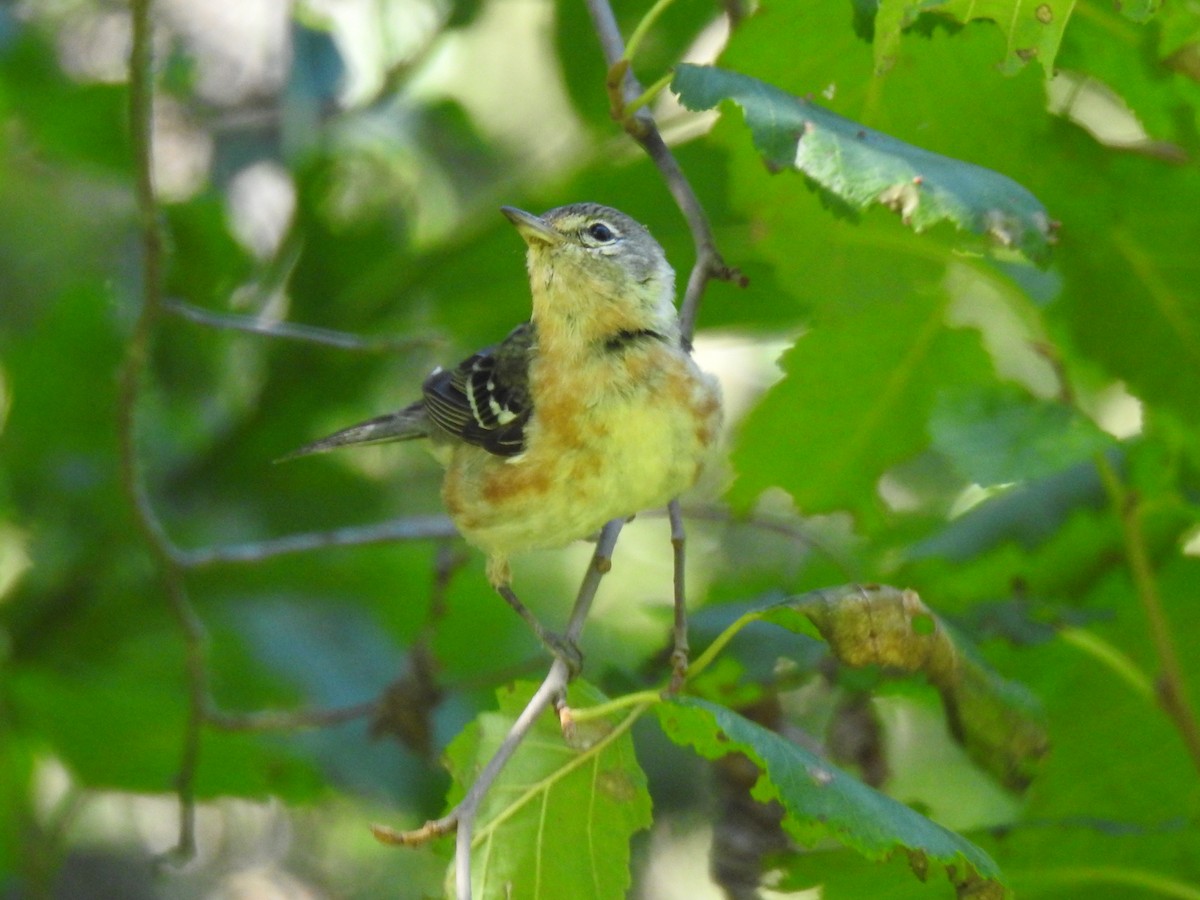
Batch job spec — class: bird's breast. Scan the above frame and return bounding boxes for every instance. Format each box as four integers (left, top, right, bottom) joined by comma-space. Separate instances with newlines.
441, 344, 721, 557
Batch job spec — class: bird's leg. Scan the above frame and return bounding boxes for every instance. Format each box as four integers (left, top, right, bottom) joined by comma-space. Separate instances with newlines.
488, 555, 583, 675
495, 583, 583, 675
668, 500, 689, 693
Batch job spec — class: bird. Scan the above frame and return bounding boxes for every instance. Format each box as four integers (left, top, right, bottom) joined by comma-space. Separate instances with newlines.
288, 202, 723, 668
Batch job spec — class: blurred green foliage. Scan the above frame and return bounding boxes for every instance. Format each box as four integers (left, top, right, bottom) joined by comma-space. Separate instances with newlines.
1, 0, 1199, 897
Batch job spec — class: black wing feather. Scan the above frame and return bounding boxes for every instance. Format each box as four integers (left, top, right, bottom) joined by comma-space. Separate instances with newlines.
422, 323, 534, 457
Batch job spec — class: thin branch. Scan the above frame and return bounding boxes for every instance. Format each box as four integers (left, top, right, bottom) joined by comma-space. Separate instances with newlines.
564, 518, 625, 639
123, 0, 207, 861
664, 503, 860, 580
668, 499, 689, 692
454, 520, 623, 900
207, 701, 377, 733
368, 543, 467, 754
1095, 455, 1200, 774
175, 515, 459, 568
164, 297, 441, 353
1060, 627, 1155, 703
370, 662, 566, 853
373, 520, 626, 900
584, 0, 745, 342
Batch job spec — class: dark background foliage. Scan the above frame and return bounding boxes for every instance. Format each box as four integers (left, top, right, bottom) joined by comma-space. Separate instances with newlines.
1, 0, 1198, 896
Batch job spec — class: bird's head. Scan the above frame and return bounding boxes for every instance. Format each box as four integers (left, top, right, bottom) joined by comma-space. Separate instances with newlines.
502, 203, 679, 345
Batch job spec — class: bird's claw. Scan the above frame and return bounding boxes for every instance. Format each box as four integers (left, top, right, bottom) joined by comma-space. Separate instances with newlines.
542, 631, 583, 677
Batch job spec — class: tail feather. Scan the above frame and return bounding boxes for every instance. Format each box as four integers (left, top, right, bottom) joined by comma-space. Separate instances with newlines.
278, 403, 430, 462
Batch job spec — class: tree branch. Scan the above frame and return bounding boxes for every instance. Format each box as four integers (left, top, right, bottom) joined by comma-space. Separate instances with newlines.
668, 499, 689, 691
122, 0, 207, 861
163, 297, 441, 353
583, 0, 745, 341
373, 520, 626, 900
207, 701, 377, 733
175, 515, 459, 568
1095, 455, 1200, 774
661, 503, 860, 580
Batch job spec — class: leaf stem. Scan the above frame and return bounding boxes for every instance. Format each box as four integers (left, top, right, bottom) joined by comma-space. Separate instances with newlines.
623, 0, 678, 67
1059, 627, 1155, 702
623, 71, 674, 119
570, 690, 661, 723
1094, 454, 1200, 774
686, 609, 765, 682
1012, 865, 1200, 900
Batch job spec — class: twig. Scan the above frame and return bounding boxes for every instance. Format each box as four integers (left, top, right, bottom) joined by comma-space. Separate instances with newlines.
583, 0, 745, 342
1095, 455, 1200, 774
624, 0, 679, 63
373, 520, 625, 900
668, 499, 689, 692
122, 0, 207, 860
368, 543, 467, 754
563, 519, 625, 638
207, 701, 377, 732
175, 515, 459, 568
662, 503, 859, 580
453, 519, 622, 899
1059, 627, 1155, 704
164, 297, 441, 353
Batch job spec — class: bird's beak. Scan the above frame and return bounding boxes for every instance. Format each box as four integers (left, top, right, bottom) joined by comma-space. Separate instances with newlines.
502, 206, 563, 246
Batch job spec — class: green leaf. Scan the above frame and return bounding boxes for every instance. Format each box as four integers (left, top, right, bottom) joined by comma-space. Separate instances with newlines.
7, 665, 322, 799
730, 288, 994, 522
1158, 0, 1200, 57
671, 64, 1056, 263
929, 384, 1115, 486
1039, 153, 1200, 431
443, 681, 652, 900
1117, 0, 1162, 24
0, 33, 131, 172
776, 848, 1001, 899
164, 195, 256, 307
1054, 2, 1200, 154
0, 729, 34, 880
555, 0, 714, 127
759, 585, 1049, 791
658, 696, 1008, 898
874, 0, 1075, 76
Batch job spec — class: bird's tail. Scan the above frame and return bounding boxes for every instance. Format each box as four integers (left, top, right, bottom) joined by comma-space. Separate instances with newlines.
278, 402, 430, 461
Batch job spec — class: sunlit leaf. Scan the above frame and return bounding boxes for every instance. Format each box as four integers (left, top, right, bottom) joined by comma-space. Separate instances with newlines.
443, 681, 652, 900
730, 288, 994, 522
672, 64, 1056, 263
659, 697, 1008, 898
929, 384, 1115, 486
874, 0, 1075, 75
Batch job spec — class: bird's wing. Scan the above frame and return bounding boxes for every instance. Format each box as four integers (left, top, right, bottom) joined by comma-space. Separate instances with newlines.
422, 323, 534, 458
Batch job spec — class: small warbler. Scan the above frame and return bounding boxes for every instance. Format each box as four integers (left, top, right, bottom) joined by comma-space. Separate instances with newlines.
290, 203, 722, 665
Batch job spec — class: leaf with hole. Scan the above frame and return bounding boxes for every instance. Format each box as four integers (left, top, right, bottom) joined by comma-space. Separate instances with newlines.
672, 64, 1056, 263
659, 696, 1009, 898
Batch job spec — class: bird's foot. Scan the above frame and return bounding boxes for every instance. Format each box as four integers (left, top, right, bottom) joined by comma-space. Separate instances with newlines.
540, 629, 583, 678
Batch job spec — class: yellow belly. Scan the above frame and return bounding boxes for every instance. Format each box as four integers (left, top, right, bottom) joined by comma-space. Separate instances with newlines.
441, 346, 721, 558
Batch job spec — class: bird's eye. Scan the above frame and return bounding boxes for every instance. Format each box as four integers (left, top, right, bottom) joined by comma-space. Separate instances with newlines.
586, 222, 615, 243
